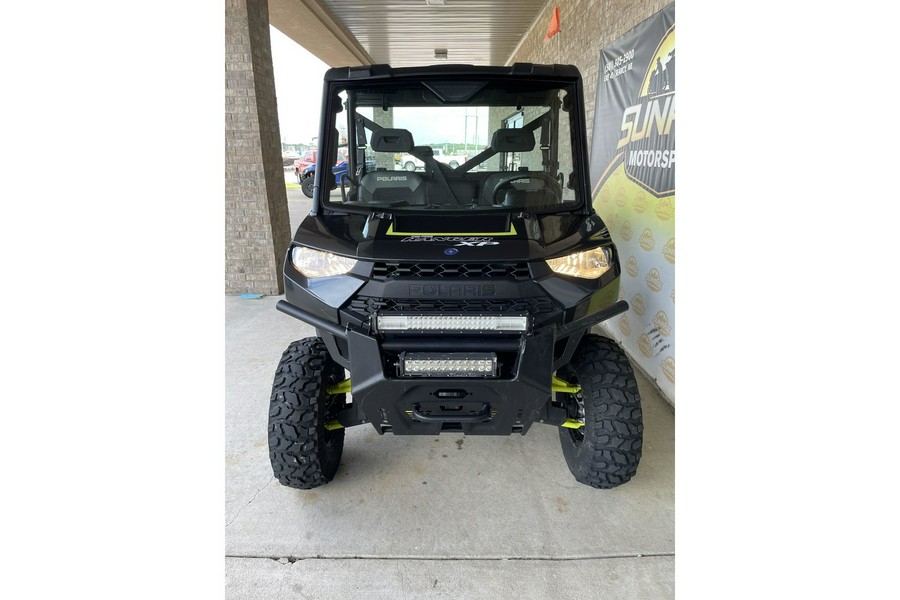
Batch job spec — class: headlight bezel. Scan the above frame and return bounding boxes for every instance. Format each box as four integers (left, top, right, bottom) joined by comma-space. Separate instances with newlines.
545, 246, 614, 280
290, 246, 358, 278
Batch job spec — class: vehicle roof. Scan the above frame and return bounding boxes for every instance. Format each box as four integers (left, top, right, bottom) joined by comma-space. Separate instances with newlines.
324, 62, 581, 83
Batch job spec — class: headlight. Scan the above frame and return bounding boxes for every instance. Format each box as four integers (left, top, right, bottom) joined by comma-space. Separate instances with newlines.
546, 247, 612, 279
290, 246, 357, 278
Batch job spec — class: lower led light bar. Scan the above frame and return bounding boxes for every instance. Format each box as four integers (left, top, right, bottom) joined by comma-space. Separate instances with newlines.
400, 352, 498, 378
376, 314, 528, 333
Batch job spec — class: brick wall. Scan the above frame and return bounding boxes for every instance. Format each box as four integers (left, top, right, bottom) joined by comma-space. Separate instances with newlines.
507, 0, 669, 150
225, 0, 291, 295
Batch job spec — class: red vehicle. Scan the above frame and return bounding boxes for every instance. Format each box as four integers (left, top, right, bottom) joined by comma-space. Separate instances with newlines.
293, 150, 317, 183
294, 148, 352, 196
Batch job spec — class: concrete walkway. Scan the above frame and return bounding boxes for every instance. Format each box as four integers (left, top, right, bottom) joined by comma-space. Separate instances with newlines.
225, 290, 675, 598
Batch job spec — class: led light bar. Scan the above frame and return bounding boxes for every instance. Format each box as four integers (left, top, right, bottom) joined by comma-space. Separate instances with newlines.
376, 314, 528, 333
400, 352, 498, 378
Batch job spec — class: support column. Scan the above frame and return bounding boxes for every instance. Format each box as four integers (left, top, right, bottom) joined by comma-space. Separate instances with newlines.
225, 0, 291, 295
372, 107, 394, 170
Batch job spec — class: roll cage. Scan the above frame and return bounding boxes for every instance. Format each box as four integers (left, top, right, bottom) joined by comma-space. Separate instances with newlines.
310, 63, 593, 216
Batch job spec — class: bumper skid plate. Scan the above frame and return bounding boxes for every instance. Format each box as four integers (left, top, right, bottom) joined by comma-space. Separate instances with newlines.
346, 329, 554, 435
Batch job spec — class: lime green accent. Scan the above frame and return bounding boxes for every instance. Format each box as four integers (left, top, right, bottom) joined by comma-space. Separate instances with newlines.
327, 379, 352, 394
561, 419, 585, 429
385, 223, 518, 236
552, 375, 581, 394
323, 380, 351, 429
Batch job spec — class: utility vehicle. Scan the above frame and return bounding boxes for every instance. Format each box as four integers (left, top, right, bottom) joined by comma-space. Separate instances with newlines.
269, 63, 643, 489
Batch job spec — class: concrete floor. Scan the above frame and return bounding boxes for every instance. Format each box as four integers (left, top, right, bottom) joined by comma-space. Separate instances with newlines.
224, 184, 674, 598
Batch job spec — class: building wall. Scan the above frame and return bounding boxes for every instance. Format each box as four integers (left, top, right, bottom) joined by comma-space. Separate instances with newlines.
507, 0, 669, 151
225, 0, 291, 295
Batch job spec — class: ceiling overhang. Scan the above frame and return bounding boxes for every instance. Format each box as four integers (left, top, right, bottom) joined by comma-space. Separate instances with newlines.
270, 0, 549, 68
269, 0, 373, 67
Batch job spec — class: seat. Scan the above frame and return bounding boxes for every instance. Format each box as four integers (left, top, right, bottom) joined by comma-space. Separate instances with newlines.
477, 128, 545, 205
357, 171, 427, 206
480, 171, 558, 206
490, 128, 536, 153
354, 128, 427, 205
370, 128, 415, 153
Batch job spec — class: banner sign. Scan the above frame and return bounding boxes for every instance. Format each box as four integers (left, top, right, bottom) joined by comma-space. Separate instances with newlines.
589, 3, 675, 400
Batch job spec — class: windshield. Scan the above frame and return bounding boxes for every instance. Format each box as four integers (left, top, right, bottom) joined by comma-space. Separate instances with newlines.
322, 79, 581, 213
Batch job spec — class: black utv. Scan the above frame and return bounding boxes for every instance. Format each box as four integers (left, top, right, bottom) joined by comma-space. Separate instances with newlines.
269, 63, 643, 490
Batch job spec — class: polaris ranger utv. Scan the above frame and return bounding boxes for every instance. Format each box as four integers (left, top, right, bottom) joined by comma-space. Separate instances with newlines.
269, 63, 642, 490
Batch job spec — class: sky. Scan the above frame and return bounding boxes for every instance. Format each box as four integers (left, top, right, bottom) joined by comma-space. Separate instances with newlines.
391, 106, 489, 147
270, 26, 329, 144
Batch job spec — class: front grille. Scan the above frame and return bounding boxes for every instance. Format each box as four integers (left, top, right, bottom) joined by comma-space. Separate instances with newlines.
372, 262, 530, 280
347, 296, 558, 319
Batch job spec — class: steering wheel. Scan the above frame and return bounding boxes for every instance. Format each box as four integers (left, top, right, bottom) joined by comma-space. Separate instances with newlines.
490, 171, 563, 206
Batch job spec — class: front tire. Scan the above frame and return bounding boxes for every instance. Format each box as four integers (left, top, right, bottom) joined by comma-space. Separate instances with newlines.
404, 161, 416, 172
268, 338, 347, 489
300, 175, 315, 198
557, 334, 643, 489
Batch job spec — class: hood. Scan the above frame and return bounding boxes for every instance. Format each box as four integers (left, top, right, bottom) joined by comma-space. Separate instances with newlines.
293, 212, 612, 262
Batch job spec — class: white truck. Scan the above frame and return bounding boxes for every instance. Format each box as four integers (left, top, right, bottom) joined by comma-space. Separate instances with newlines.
398, 147, 468, 171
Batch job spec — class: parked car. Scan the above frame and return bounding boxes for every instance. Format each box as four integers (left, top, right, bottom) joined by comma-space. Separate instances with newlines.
298, 152, 374, 198
399, 147, 468, 171
293, 150, 317, 183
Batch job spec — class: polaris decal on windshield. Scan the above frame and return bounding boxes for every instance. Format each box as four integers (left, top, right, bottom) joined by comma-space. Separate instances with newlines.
400, 236, 499, 246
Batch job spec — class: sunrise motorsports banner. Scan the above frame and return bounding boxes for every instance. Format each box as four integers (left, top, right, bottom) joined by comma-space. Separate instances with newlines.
589, 3, 675, 401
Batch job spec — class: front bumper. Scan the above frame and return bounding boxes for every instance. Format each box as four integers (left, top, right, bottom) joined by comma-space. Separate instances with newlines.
342, 328, 553, 435
275, 298, 627, 435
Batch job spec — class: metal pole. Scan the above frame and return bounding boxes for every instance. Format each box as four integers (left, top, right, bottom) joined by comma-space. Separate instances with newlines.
464, 108, 469, 154
474, 110, 479, 148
